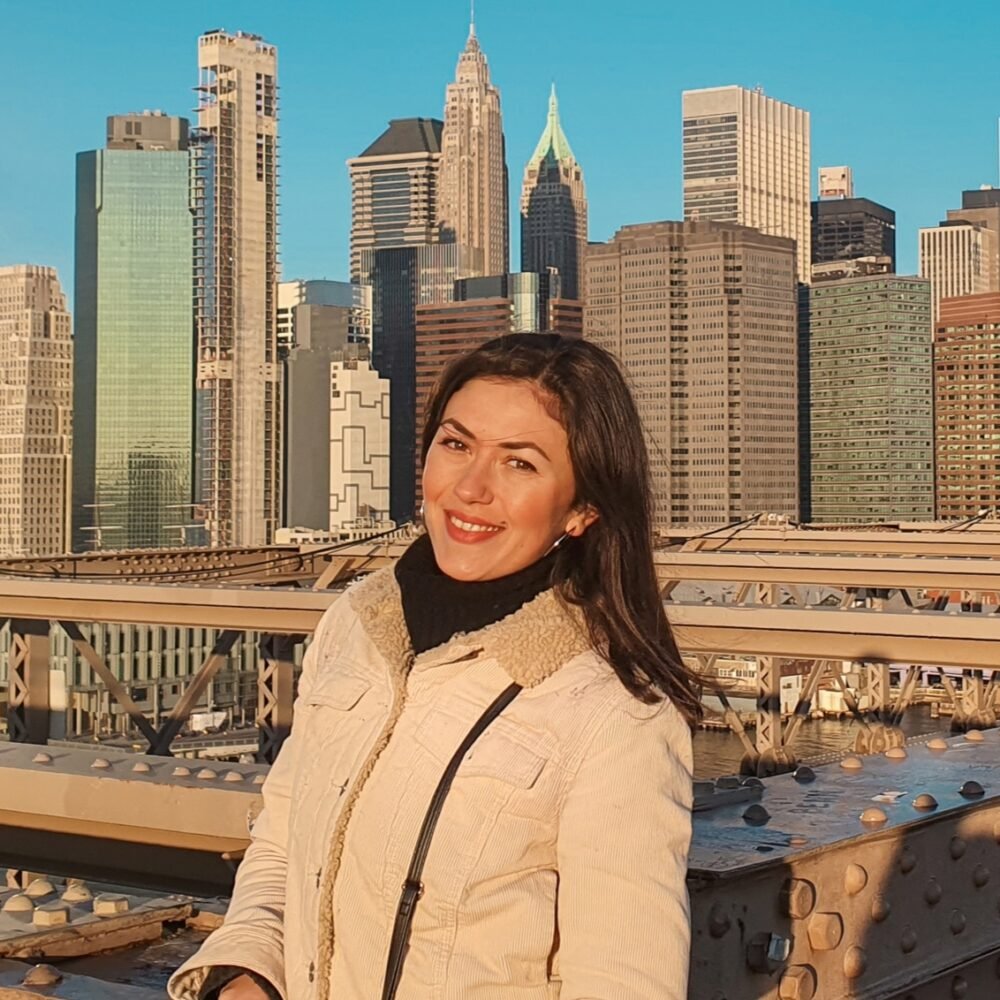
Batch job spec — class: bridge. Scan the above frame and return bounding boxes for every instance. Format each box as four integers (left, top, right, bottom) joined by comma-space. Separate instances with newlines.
2, 520, 1000, 997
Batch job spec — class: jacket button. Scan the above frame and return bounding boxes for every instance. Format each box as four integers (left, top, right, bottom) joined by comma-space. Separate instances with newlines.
308, 962, 315, 983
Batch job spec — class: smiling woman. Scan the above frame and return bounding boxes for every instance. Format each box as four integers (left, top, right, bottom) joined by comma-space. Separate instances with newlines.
170, 333, 700, 1000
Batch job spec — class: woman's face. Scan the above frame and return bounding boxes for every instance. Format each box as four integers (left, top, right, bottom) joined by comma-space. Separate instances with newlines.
422, 377, 587, 582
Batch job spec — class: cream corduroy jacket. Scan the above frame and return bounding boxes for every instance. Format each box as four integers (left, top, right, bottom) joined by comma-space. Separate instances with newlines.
168, 566, 693, 1000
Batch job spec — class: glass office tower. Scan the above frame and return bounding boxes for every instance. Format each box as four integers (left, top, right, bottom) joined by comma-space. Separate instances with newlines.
73, 113, 194, 550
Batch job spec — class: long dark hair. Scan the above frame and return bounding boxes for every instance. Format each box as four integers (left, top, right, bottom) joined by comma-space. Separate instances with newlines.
421, 333, 703, 725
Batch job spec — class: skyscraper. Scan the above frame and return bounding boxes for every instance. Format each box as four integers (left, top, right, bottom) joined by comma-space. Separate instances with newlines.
359, 243, 482, 522
935, 292, 1000, 520
194, 29, 280, 547
0, 266, 73, 556
520, 86, 588, 299
347, 118, 443, 282
438, 17, 508, 276
812, 198, 896, 270
277, 280, 371, 358
919, 222, 998, 321
682, 86, 811, 283
586, 221, 799, 526
73, 112, 194, 551
799, 276, 934, 522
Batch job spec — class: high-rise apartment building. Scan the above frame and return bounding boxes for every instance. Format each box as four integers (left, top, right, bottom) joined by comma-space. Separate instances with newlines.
682, 86, 811, 283
0, 266, 73, 556
919, 222, 998, 321
520, 86, 587, 299
276, 280, 371, 358
586, 221, 799, 526
812, 198, 896, 270
283, 290, 372, 530
438, 20, 508, 276
359, 244, 482, 522
935, 292, 1000, 520
73, 112, 194, 551
799, 276, 934, 522
347, 118, 443, 282
194, 29, 280, 547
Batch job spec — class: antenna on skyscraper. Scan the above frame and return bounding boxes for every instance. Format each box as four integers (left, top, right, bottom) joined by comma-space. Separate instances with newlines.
470, 0, 476, 35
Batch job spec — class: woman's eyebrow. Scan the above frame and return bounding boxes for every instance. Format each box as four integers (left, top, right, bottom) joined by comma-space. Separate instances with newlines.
440, 417, 551, 461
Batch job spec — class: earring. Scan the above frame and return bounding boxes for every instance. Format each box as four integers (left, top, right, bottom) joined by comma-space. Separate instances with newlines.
419, 502, 425, 522
545, 532, 569, 556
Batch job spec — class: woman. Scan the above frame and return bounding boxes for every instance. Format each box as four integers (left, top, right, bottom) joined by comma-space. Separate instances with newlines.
169, 333, 701, 1000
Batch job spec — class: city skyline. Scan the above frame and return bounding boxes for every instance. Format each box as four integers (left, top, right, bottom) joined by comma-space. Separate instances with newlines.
4, 1, 1000, 294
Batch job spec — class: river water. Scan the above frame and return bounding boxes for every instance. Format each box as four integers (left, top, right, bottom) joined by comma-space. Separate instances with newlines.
692, 705, 949, 778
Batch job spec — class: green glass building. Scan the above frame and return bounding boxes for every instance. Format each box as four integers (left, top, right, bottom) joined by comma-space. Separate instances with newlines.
73, 113, 194, 551
799, 275, 934, 523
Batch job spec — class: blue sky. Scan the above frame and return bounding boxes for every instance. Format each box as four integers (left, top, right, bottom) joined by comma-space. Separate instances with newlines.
2, 0, 999, 296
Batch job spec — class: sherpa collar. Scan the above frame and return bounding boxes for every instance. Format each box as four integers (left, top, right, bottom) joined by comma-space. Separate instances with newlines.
348, 565, 592, 688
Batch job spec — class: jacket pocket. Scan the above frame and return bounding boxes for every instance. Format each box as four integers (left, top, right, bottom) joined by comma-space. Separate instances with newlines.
305, 672, 371, 712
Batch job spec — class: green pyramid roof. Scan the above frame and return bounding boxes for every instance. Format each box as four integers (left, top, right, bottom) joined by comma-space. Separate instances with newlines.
527, 85, 576, 168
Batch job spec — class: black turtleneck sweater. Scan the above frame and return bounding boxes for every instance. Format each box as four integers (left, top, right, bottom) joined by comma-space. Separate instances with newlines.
394, 532, 559, 655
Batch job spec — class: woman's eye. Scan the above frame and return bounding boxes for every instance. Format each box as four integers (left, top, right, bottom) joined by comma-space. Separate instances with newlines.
440, 436, 467, 452
507, 457, 537, 473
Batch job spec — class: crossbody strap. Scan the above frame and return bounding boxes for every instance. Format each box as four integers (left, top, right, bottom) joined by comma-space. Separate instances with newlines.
381, 682, 523, 1000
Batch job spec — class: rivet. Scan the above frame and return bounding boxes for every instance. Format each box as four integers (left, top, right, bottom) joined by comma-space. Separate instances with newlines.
973, 865, 990, 888
843, 945, 867, 979
789, 835, 809, 847
2, 893, 33, 913
966, 730, 985, 743
253, 774, 266, 785
32, 902, 69, 927
960, 780, 985, 798
93, 893, 130, 916
841, 756, 863, 771
928, 738, 949, 751
31, 752, 52, 765
845, 864, 868, 896
781, 878, 817, 920
708, 902, 732, 938
22, 965, 62, 987
913, 793, 938, 811
778, 964, 817, 1000
900, 926, 917, 953
924, 879, 942, 905
793, 766, 816, 783
197, 768, 217, 780
872, 895, 891, 922
743, 803, 770, 826
952, 975, 969, 998
886, 746, 907, 760
132, 761, 151, 773
899, 849, 918, 874
807, 912, 844, 951
950, 909, 967, 935
172, 766, 192, 777
61, 881, 92, 903
24, 878, 55, 898
860, 807, 887, 827
223, 771, 244, 783
950, 837, 967, 860
91, 758, 111, 770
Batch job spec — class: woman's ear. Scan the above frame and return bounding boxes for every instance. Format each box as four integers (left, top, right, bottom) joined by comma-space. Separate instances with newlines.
566, 505, 599, 538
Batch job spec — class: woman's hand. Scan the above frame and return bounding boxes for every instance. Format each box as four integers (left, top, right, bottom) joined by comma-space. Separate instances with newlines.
219, 974, 271, 1000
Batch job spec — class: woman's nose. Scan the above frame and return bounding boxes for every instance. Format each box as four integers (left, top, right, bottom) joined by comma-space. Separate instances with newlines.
453, 459, 493, 504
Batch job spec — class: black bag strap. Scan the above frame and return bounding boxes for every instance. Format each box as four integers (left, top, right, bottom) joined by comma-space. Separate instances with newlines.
381, 682, 523, 1000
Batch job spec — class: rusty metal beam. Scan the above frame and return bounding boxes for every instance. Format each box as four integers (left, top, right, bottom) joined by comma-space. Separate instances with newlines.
667, 604, 1000, 670
655, 551, 1000, 591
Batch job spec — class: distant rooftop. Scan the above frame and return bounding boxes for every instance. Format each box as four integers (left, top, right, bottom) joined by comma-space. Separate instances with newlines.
358, 118, 443, 158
